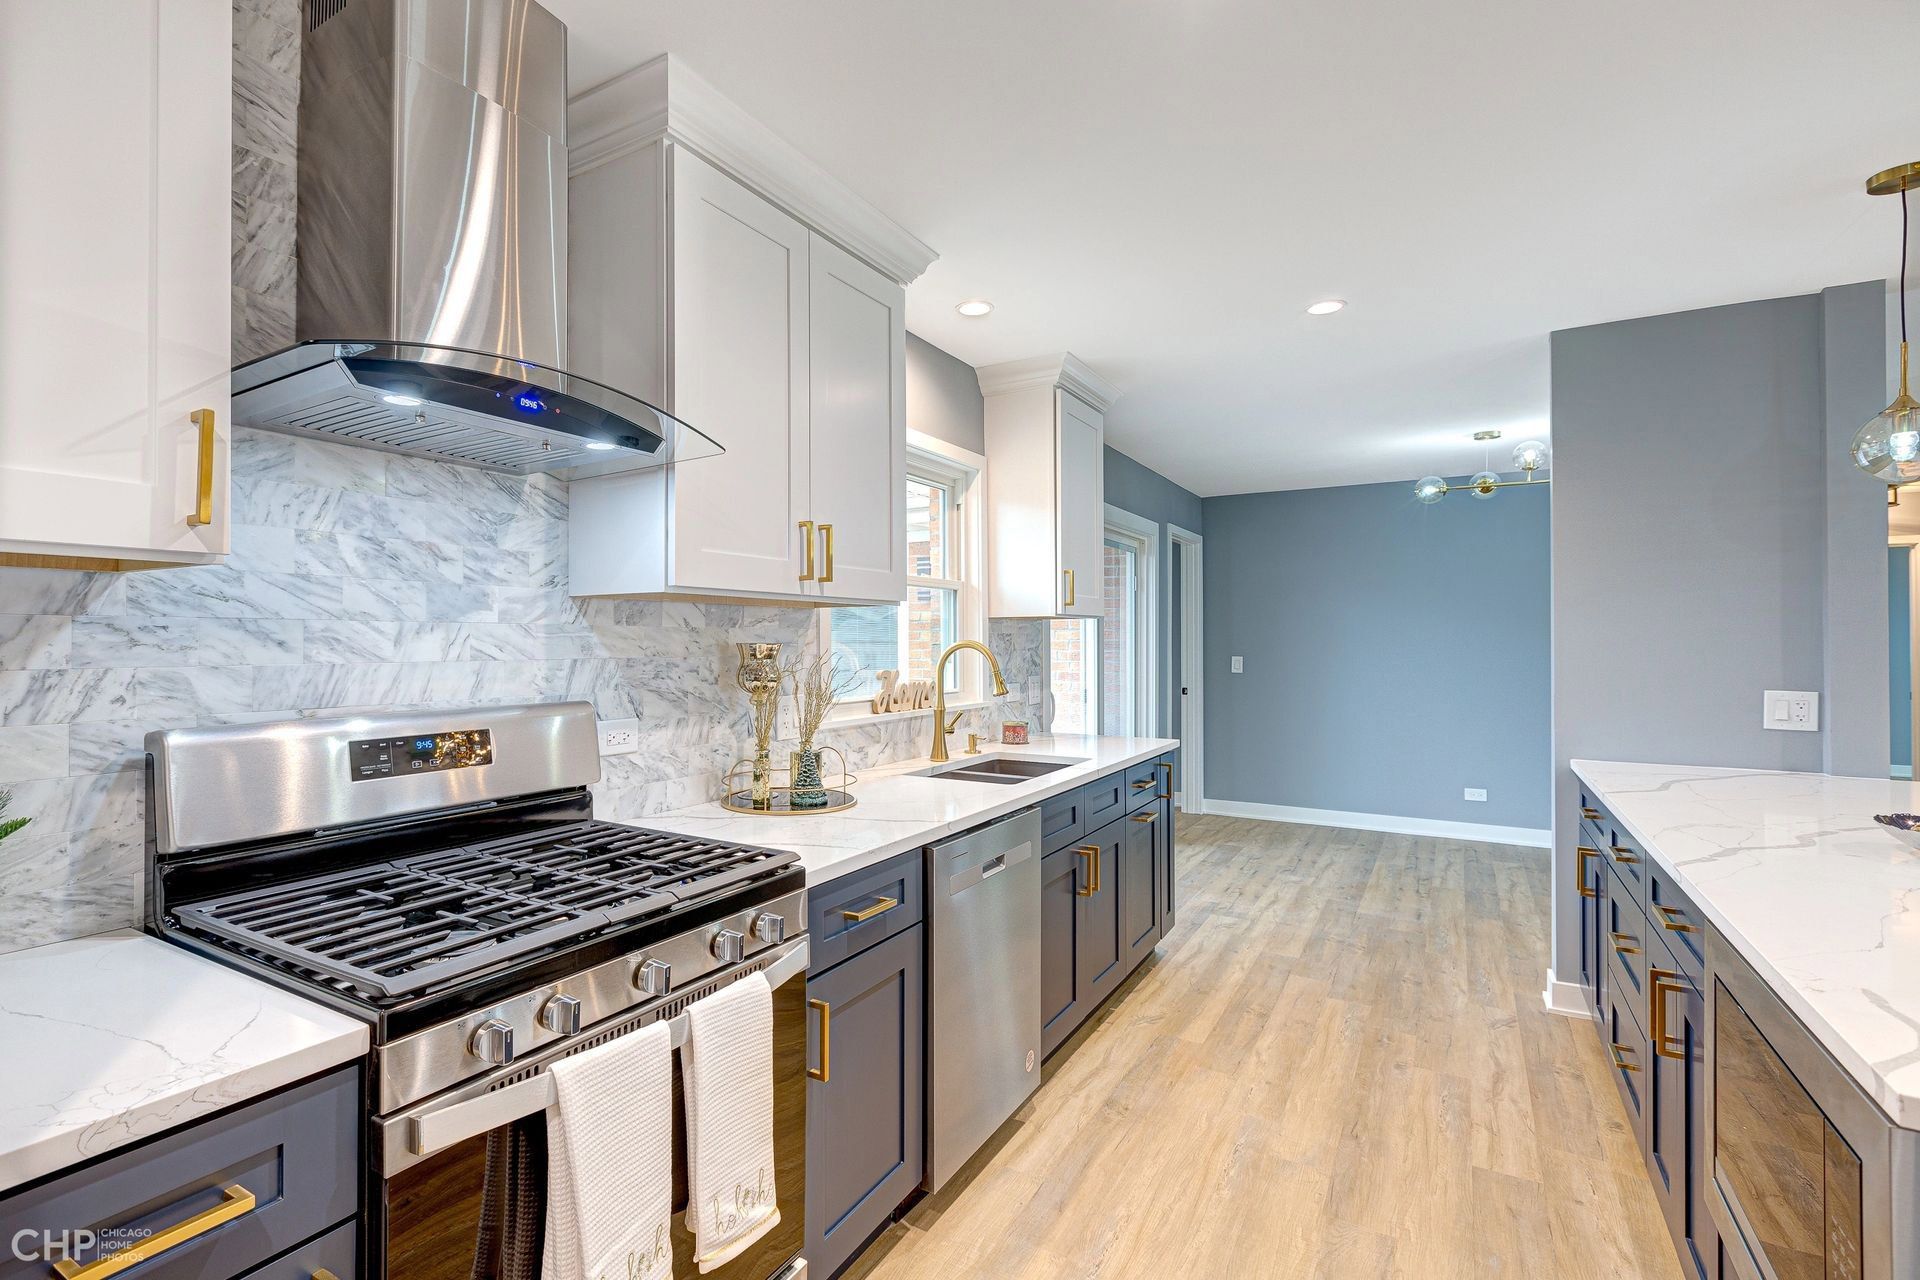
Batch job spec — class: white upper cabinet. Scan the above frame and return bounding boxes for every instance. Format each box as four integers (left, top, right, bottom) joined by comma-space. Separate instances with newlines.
565, 57, 929, 605
0, 0, 232, 569
979, 355, 1121, 618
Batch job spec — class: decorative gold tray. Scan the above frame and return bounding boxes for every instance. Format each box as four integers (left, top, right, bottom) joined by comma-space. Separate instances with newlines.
719, 748, 858, 816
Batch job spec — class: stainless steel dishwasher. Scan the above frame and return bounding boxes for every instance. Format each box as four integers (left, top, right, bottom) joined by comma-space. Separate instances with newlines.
924, 806, 1042, 1191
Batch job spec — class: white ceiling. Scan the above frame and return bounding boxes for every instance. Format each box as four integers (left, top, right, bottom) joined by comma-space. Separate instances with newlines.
547, 0, 1920, 497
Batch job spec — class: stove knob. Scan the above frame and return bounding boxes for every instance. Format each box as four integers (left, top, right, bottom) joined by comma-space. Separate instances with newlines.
469, 1018, 515, 1066
540, 994, 583, 1036
635, 958, 672, 997
752, 913, 787, 944
711, 928, 746, 964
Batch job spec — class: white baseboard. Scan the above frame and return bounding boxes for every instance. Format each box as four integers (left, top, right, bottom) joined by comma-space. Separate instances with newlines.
1542, 969, 1592, 1019
1896, 765, 1913, 780
1201, 798, 1551, 848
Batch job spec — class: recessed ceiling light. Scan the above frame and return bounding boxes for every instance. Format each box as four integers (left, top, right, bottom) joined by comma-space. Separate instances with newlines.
1306, 299, 1346, 316
381, 393, 425, 407
583, 441, 617, 451
956, 300, 994, 317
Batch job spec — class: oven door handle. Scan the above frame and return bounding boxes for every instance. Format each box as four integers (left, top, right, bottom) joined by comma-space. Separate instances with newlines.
406, 937, 810, 1159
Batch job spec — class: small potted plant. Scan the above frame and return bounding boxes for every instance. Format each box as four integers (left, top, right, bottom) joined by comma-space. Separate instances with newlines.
789, 651, 863, 809
0, 789, 30, 844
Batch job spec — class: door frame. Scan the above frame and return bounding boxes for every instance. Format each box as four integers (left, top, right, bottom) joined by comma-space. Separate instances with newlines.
1102, 504, 1160, 738
1168, 523, 1205, 813
1892, 534, 1920, 779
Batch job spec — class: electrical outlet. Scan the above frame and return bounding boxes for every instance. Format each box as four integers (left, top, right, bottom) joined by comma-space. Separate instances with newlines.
1463, 787, 1487, 802
596, 717, 640, 756
1762, 690, 1819, 733
1231, 656, 1244, 674
776, 698, 799, 741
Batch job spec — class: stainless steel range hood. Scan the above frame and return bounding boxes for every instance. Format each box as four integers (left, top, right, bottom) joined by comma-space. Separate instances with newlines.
230, 0, 718, 479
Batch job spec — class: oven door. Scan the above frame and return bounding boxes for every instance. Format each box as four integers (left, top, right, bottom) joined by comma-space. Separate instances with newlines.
373, 939, 809, 1280
1705, 929, 1895, 1280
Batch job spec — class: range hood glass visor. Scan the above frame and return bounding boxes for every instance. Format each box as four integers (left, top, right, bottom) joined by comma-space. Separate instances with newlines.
230, 340, 721, 480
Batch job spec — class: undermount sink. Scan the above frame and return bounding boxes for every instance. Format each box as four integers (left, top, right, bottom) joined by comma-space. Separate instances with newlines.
914, 756, 1083, 785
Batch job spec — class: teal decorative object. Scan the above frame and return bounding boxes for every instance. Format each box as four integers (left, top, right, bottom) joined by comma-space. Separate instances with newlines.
789, 749, 830, 809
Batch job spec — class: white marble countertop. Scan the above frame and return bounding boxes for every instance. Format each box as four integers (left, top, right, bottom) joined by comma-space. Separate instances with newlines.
1572, 759, 1920, 1128
0, 931, 368, 1192
647, 734, 1179, 885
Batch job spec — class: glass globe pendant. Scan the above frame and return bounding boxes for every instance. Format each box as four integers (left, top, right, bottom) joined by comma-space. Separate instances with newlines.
1468, 470, 1501, 498
1855, 163, 1920, 484
1413, 475, 1450, 504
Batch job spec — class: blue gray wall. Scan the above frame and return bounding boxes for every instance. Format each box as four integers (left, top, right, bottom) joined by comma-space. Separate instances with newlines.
1548, 281, 1889, 996
1893, 546, 1911, 774
1201, 479, 1552, 830
1103, 447, 1203, 742
906, 333, 985, 455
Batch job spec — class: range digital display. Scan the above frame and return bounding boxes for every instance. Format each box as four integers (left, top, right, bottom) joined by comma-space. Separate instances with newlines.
348, 729, 494, 782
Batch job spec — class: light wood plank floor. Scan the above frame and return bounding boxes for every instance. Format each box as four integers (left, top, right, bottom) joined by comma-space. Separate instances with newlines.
846, 813, 1684, 1280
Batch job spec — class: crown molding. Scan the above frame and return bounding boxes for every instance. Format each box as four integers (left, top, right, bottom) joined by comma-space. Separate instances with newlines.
975, 353, 1123, 412
568, 54, 937, 287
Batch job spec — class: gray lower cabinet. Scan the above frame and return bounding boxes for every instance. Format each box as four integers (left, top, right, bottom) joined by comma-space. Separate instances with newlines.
806, 922, 924, 1280
1119, 809, 1159, 973
1076, 817, 1127, 1019
0, 1065, 360, 1280
1040, 840, 1091, 1056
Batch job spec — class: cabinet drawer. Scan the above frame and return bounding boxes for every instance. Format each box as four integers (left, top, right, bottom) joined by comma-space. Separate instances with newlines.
1645, 864, 1705, 986
245, 1219, 357, 1280
807, 850, 924, 972
1039, 785, 1088, 856
1083, 771, 1127, 828
1603, 877, 1653, 1026
0, 1067, 359, 1280
1123, 759, 1161, 813
1601, 975, 1650, 1151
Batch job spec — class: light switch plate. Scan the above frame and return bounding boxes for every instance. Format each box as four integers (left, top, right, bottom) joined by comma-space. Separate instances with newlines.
596, 717, 640, 755
1762, 690, 1819, 733
1231, 656, 1244, 673
1463, 787, 1488, 802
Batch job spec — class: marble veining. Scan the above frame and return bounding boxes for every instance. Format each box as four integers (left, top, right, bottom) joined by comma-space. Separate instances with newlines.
0, 931, 367, 1192
646, 735, 1179, 886
1572, 759, 1920, 1127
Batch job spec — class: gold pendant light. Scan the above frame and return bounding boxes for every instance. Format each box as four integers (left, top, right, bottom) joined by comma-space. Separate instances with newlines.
1852, 163, 1920, 485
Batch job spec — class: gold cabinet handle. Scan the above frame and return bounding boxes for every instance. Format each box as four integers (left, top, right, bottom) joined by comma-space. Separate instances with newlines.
1132, 810, 1158, 824
1157, 761, 1173, 800
1131, 778, 1156, 791
1063, 568, 1076, 607
1649, 968, 1686, 1061
187, 408, 217, 528
1581, 806, 1602, 821
1654, 903, 1697, 934
1609, 930, 1640, 957
1610, 845, 1639, 866
808, 997, 831, 1083
1609, 1042, 1641, 1073
798, 520, 815, 581
52, 1183, 256, 1279
841, 896, 899, 923
314, 1272, 340, 1280
819, 523, 834, 584
1075, 845, 1095, 897
1576, 846, 1599, 898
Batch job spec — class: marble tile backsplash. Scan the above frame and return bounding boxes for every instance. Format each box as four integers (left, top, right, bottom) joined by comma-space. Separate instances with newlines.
0, 428, 1048, 955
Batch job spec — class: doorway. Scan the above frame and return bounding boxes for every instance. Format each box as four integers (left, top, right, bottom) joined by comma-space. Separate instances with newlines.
1168, 524, 1204, 812
1892, 534, 1918, 779
1101, 506, 1158, 737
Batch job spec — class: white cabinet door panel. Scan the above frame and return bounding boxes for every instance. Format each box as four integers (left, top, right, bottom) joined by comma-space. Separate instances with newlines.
667, 146, 810, 596
1056, 391, 1103, 616
808, 233, 905, 604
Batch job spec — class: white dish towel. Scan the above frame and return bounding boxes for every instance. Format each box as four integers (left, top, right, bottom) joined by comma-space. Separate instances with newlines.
542, 1019, 675, 1280
681, 972, 781, 1273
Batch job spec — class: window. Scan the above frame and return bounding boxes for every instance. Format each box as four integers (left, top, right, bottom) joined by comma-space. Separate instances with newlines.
1101, 537, 1138, 735
825, 445, 983, 707
1049, 619, 1096, 733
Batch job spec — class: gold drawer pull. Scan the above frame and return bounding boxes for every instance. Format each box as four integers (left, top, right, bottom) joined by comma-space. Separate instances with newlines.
1609, 930, 1640, 957
1649, 968, 1686, 1061
53, 1184, 255, 1279
841, 896, 899, 923
807, 997, 830, 1082
1132, 810, 1158, 824
1075, 845, 1095, 897
1581, 806, 1602, 821
1157, 761, 1172, 800
1131, 778, 1156, 791
798, 520, 815, 581
1655, 903, 1697, 934
819, 523, 835, 584
1609, 1042, 1640, 1073
314, 1272, 340, 1280
1609, 845, 1639, 866
1063, 568, 1076, 607
1576, 846, 1599, 898
187, 408, 217, 529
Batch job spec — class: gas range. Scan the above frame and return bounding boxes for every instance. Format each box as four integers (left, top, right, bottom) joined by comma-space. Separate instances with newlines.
145, 701, 807, 1102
